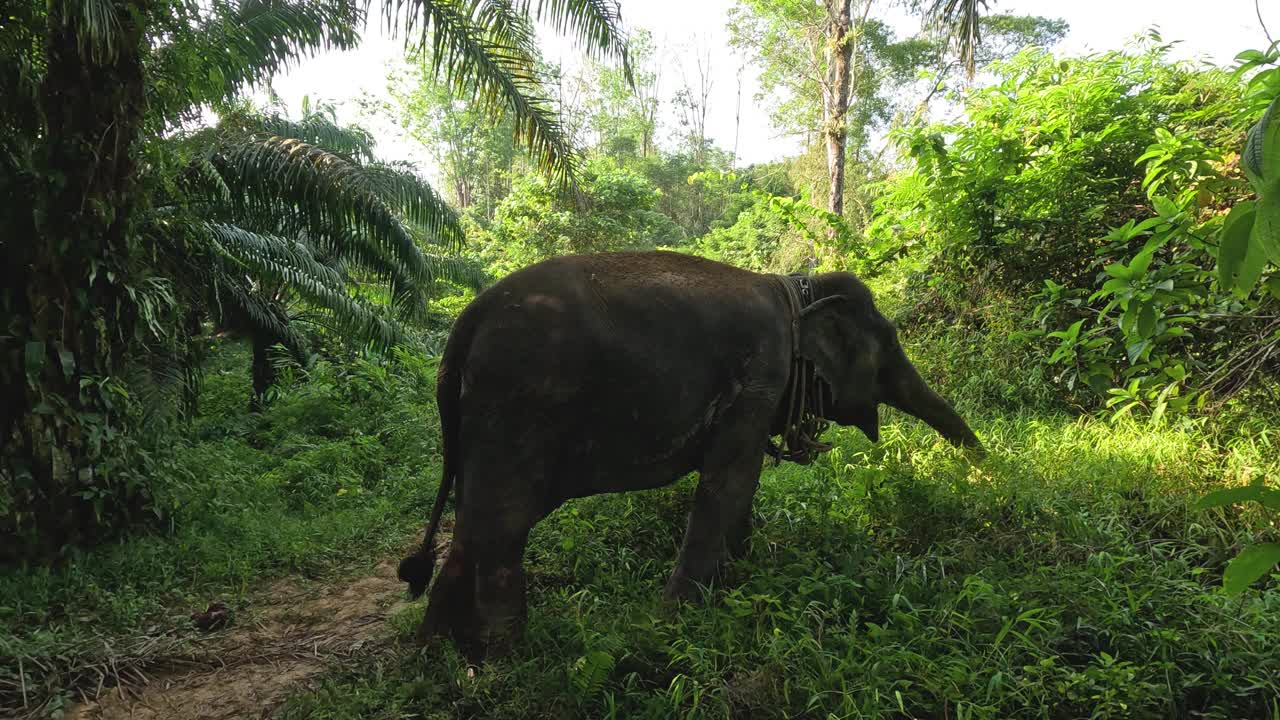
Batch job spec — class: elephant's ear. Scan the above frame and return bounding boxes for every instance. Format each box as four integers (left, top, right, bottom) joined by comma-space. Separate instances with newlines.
798, 295, 882, 441
798, 295, 853, 400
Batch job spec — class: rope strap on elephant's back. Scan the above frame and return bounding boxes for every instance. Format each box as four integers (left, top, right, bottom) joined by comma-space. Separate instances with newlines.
767, 274, 833, 466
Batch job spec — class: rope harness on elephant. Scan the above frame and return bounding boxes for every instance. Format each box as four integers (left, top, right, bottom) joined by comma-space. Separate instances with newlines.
766, 274, 834, 466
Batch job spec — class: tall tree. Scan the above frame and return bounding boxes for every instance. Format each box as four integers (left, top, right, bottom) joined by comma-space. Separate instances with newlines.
822, 0, 859, 247
673, 36, 715, 164
586, 29, 661, 160
388, 64, 521, 217
0, 0, 630, 556
730, 0, 1063, 262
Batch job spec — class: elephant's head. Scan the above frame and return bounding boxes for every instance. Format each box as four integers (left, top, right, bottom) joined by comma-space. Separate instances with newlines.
797, 274, 983, 453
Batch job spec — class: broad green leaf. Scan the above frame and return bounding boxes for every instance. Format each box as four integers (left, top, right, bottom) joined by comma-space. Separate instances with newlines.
1223, 543, 1280, 595
1134, 216, 1165, 235
1153, 195, 1181, 219
1195, 485, 1263, 509
1217, 201, 1258, 291
1260, 488, 1280, 512
1243, 96, 1280, 188
1129, 250, 1155, 278
1135, 148, 1165, 164
1125, 339, 1148, 363
1233, 49, 1270, 74
1120, 302, 1137, 335
24, 341, 45, 377
1100, 277, 1130, 295
1104, 263, 1131, 280
1102, 220, 1138, 243
1253, 180, 1280, 264
1136, 302, 1157, 338
1051, 319, 1084, 342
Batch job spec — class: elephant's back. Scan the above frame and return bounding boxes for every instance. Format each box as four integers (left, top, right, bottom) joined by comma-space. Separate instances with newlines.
462, 251, 779, 377
454, 252, 787, 459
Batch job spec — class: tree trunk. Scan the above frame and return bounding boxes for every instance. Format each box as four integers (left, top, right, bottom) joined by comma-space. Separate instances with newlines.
1, 0, 151, 558
181, 310, 206, 418
821, 0, 854, 265
250, 332, 277, 413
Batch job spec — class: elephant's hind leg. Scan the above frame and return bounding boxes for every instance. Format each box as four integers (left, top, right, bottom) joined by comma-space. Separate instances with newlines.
470, 502, 543, 662
473, 542, 528, 660
417, 536, 476, 647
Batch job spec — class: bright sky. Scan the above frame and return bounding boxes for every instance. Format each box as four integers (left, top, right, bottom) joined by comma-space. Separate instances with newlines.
266, 1, 1279, 169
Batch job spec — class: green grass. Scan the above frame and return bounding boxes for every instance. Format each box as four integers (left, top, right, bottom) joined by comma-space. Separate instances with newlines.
0, 344, 442, 713
4, 341, 1279, 719
277, 408, 1280, 720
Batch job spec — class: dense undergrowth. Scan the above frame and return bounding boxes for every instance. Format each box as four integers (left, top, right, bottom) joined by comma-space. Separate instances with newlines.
0, 345, 441, 714
279, 401, 1280, 719
3, 317, 1278, 718
278, 313, 1280, 720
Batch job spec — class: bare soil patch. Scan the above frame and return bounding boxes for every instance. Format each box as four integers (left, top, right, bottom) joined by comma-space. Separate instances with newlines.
62, 558, 413, 720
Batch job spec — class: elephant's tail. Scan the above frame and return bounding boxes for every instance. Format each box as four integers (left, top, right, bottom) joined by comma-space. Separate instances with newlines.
398, 322, 466, 600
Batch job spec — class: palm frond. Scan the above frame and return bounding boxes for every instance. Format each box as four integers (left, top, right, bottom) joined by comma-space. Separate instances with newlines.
203, 222, 410, 351
253, 112, 378, 162
475, 0, 538, 51
62, 0, 122, 63
419, 251, 488, 289
381, 0, 580, 185
516, 0, 631, 82
181, 156, 234, 204
211, 133, 435, 281
209, 269, 309, 352
204, 220, 348, 288
304, 226, 429, 318
151, 0, 363, 113
356, 161, 465, 249
926, 0, 988, 78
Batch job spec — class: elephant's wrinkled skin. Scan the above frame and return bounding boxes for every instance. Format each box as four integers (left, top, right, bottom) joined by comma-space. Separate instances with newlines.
399, 251, 981, 659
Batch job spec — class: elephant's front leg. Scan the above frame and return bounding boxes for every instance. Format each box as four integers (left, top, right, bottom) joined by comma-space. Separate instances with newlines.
663, 447, 763, 602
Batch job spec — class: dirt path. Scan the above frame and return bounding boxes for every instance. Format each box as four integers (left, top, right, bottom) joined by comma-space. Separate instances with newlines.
64, 558, 413, 720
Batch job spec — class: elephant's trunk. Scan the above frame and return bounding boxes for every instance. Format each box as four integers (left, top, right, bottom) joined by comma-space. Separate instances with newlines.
888, 350, 983, 453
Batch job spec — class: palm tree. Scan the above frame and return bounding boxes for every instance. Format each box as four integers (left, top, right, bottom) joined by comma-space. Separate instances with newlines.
158, 101, 486, 409
925, 0, 989, 78
0, 0, 631, 554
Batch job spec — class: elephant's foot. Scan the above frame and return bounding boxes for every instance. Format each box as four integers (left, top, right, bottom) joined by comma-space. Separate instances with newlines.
725, 512, 755, 560
662, 570, 709, 604
471, 563, 528, 662
470, 612, 524, 663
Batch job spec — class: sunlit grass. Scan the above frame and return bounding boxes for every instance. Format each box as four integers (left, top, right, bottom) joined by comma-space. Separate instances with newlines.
280, 409, 1280, 720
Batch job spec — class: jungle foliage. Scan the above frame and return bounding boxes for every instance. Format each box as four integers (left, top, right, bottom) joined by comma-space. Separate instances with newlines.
0, 0, 629, 558
3, 1, 1280, 718
870, 39, 1280, 421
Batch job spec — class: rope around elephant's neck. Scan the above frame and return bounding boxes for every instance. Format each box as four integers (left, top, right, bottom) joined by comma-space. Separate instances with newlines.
767, 275, 833, 466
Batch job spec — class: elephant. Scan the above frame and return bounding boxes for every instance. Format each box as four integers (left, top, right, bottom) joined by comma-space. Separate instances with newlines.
398, 250, 982, 660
